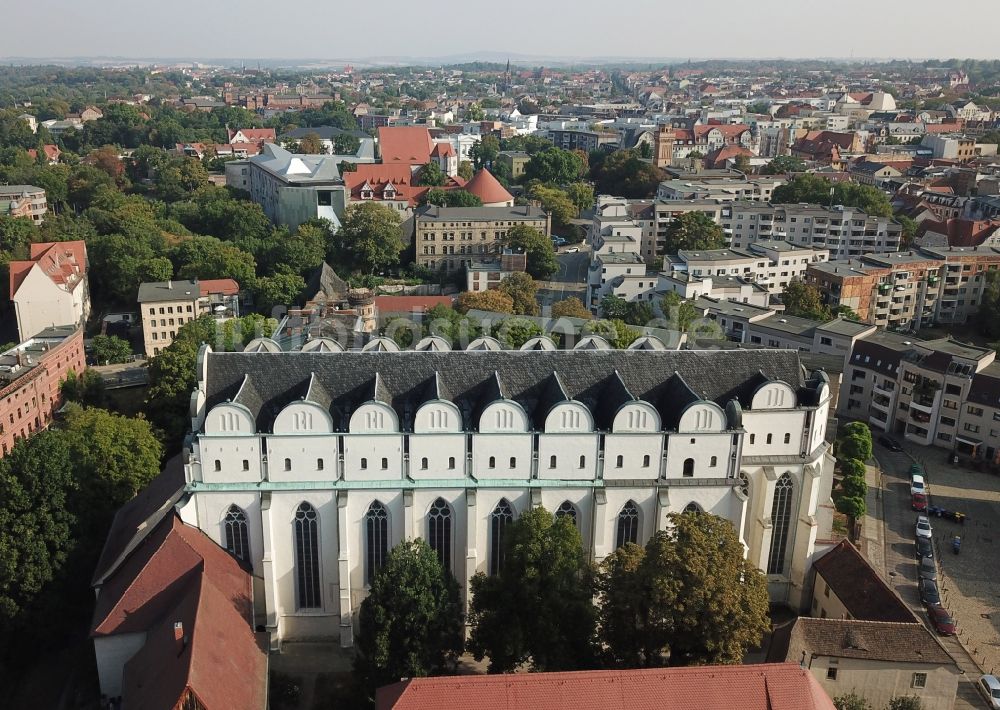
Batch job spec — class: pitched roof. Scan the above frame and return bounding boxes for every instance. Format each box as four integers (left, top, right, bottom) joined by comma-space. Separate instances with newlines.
378, 126, 434, 165
229, 127, 276, 142
374, 295, 454, 314
918, 218, 1000, 247
775, 617, 954, 666
811, 540, 917, 623
198, 278, 240, 297
9, 240, 87, 299
463, 169, 513, 204
376, 663, 836, 710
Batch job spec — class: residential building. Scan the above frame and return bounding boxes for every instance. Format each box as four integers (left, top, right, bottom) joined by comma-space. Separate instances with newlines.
9, 241, 89, 342
809, 539, 917, 623
590, 197, 644, 256
838, 333, 1000, 457
0, 326, 84, 457
848, 160, 904, 188
90, 459, 267, 707
916, 218, 1000, 248
548, 128, 618, 153
414, 205, 549, 273
667, 240, 829, 294
377, 664, 836, 710
180, 347, 835, 647
138, 279, 240, 356
921, 134, 976, 162
19, 113, 37, 133
0, 184, 47, 223
242, 143, 356, 230
721, 203, 902, 258
27, 144, 61, 165
587, 252, 656, 312
465, 249, 527, 292
658, 271, 770, 308
657, 177, 784, 203
771, 618, 958, 710
806, 245, 1000, 328
378, 126, 435, 168
496, 150, 529, 179
228, 127, 277, 145
651, 200, 727, 255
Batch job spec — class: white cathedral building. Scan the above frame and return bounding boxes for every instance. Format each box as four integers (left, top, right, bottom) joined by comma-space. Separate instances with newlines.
176, 345, 836, 648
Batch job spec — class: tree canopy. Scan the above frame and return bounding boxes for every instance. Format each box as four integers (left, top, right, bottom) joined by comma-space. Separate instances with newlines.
502, 224, 557, 279
781, 280, 831, 321
329, 202, 404, 275
498, 272, 540, 316
523, 147, 586, 185
662, 212, 726, 253
551, 296, 592, 319
590, 149, 666, 198
772, 174, 893, 217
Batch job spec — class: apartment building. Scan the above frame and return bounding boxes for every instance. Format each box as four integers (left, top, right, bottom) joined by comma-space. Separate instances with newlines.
656, 177, 784, 202
840, 333, 1000, 459
465, 250, 527, 292
414, 205, 549, 273
138, 279, 241, 356
666, 240, 829, 294
721, 203, 902, 258
0, 326, 84, 457
0, 184, 47, 223
9, 241, 90, 342
658, 272, 769, 308
587, 252, 657, 313
548, 128, 618, 153
806, 245, 1000, 329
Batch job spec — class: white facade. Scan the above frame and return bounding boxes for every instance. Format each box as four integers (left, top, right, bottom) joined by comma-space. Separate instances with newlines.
12, 260, 89, 342
180, 348, 835, 650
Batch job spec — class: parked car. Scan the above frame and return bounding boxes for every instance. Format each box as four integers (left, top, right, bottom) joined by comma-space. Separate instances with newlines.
915, 515, 933, 539
919, 578, 941, 606
879, 435, 902, 452
918, 556, 938, 582
911, 492, 927, 512
927, 605, 956, 636
979, 674, 1000, 709
565, 246, 580, 253
910, 474, 926, 495
551, 236, 567, 246
915, 536, 934, 560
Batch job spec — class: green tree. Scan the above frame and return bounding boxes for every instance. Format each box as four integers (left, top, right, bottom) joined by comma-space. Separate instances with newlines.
624, 301, 654, 326
424, 188, 482, 208
772, 174, 892, 217
469, 135, 500, 170
332, 133, 361, 155
840, 457, 867, 481
298, 132, 324, 154
598, 512, 769, 667
465, 104, 485, 122
498, 272, 540, 316
457, 160, 474, 181
781, 280, 831, 321
60, 368, 106, 408
262, 223, 328, 276
663, 212, 726, 253
153, 156, 210, 202
529, 184, 577, 235
252, 272, 306, 315
503, 224, 557, 279
660, 291, 699, 332
354, 540, 464, 700
833, 692, 874, 710
839, 422, 873, 462
90, 334, 132, 365
170, 236, 257, 287
0, 432, 77, 629
760, 155, 806, 175
600, 295, 630, 320
87, 233, 173, 305
330, 202, 404, 274
896, 214, 918, 249
551, 296, 592, 319
733, 154, 753, 174
523, 147, 586, 185
886, 697, 922, 710
835, 496, 867, 525
414, 160, 446, 187
491, 316, 543, 348
468, 507, 597, 673
456, 289, 515, 315
582, 319, 640, 349
566, 181, 595, 214
591, 149, 665, 198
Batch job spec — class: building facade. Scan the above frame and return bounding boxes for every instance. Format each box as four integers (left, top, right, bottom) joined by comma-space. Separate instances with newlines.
9, 241, 89, 342
178, 347, 835, 648
138, 279, 240, 356
0, 326, 84, 457
414, 205, 549, 273
0, 184, 47, 223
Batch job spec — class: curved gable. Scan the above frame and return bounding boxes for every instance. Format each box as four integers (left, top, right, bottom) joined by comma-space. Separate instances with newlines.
479, 400, 529, 433
544, 401, 594, 433
413, 400, 462, 433
612, 401, 661, 432
205, 403, 256, 435
751, 381, 797, 410
273, 401, 334, 434
349, 401, 399, 433
677, 401, 727, 433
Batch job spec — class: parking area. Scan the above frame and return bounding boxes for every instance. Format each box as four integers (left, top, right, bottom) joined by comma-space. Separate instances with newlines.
874, 439, 1000, 709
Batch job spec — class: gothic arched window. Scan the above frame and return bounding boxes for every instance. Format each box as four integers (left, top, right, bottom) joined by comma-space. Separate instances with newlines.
616, 500, 640, 549
294, 502, 321, 609
555, 500, 578, 526
427, 498, 453, 572
767, 473, 794, 575
489, 499, 514, 575
224, 505, 250, 562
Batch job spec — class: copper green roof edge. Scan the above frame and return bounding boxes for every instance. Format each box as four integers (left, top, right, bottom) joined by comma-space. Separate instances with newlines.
187, 478, 605, 492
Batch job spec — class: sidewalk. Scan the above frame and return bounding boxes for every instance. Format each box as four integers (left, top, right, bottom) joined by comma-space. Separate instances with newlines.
861, 463, 887, 579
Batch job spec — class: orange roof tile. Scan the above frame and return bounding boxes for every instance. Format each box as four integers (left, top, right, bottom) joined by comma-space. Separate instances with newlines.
378, 126, 434, 165
464, 169, 513, 204
198, 278, 240, 296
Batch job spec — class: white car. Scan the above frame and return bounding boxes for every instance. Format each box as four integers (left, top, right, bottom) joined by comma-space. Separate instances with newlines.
979, 675, 1000, 709
565, 247, 580, 253
915, 515, 933, 539
910, 474, 926, 496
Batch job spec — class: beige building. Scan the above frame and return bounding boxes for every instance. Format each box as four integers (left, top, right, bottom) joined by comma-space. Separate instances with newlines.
773, 618, 959, 710
138, 279, 240, 356
0, 184, 47, 223
414, 205, 549, 273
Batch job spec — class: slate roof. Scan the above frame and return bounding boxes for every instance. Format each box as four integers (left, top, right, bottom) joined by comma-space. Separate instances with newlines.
376, 663, 837, 710
202, 349, 812, 433
967, 362, 1000, 410
774, 617, 954, 666
812, 540, 917, 623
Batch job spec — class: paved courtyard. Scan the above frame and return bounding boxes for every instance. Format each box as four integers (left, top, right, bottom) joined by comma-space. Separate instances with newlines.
873, 439, 1000, 709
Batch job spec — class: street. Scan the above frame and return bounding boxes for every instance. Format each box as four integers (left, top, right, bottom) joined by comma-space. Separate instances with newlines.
536, 247, 590, 309
872, 440, 1000, 709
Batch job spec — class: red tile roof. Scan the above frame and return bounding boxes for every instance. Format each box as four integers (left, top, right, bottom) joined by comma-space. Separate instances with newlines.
379, 126, 434, 165
918, 218, 1000, 247
376, 664, 836, 710
9, 240, 87, 299
705, 144, 754, 169
198, 278, 240, 297
430, 142, 455, 157
375, 295, 454, 314
229, 127, 276, 143
464, 169, 513, 204
811, 540, 917, 623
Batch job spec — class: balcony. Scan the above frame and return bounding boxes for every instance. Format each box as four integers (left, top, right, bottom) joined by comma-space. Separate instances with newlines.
871, 396, 891, 413
873, 381, 895, 396
910, 408, 932, 424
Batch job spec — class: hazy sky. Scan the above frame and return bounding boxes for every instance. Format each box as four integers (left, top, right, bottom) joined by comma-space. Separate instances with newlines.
3, 0, 997, 61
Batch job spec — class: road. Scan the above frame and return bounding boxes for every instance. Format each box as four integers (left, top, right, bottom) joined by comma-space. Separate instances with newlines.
536, 247, 591, 309
872, 440, 995, 709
